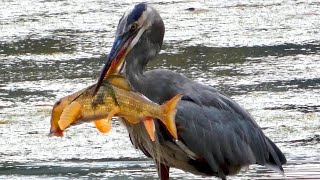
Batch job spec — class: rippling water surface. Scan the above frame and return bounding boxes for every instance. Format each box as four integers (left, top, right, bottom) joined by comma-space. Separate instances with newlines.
1, 0, 320, 179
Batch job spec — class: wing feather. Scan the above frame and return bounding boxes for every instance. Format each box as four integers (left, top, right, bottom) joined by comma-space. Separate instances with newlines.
134, 69, 286, 175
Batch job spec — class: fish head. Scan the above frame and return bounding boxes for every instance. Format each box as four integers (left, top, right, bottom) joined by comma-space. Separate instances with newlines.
49, 96, 74, 136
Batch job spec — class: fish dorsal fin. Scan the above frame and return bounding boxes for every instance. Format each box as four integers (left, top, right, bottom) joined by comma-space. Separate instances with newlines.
58, 101, 81, 130
94, 119, 111, 133
143, 117, 155, 142
107, 75, 131, 91
123, 116, 141, 124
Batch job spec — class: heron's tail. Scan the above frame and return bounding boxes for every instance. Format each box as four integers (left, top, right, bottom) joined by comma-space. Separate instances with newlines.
265, 137, 287, 175
161, 94, 183, 140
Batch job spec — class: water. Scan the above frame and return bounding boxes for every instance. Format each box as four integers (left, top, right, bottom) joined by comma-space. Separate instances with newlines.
1, 0, 320, 179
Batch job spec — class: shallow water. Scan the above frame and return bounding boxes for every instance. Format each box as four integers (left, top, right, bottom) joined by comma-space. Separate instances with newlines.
1, 0, 320, 179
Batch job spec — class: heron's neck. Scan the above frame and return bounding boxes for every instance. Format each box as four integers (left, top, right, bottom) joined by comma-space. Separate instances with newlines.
125, 57, 147, 91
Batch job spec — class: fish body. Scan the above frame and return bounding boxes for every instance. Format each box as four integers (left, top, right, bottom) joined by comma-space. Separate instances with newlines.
50, 76, 182, 140
50, 75, 129, 137
74, 84, 171, 124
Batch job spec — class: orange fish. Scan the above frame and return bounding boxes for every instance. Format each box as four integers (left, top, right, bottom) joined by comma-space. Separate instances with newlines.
50, 75, 182, 141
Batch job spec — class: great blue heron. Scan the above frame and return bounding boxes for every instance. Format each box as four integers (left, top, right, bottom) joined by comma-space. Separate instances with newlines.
95, 3, 287, 180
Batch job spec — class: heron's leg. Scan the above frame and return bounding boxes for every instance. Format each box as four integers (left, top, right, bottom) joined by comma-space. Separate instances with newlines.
156, 162, 169, 180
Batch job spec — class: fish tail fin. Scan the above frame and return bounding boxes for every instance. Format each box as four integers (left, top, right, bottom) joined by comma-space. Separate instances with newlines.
161, 94, 183, 140
58, 101, 81, 130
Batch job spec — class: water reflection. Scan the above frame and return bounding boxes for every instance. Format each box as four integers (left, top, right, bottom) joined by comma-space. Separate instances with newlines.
0, 37, 75, 55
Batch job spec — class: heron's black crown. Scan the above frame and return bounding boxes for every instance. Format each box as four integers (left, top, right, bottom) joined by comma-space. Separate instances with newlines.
127, 3, 146, 24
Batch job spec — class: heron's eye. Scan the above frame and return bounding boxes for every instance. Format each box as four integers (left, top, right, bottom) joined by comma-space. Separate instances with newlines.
130, 23, 138, 31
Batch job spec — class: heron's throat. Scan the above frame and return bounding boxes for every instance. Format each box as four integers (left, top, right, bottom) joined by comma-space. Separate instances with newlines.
125, 56, 146, 89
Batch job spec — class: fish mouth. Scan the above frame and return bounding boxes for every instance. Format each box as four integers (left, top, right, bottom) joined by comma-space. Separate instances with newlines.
48, 129, 63, 137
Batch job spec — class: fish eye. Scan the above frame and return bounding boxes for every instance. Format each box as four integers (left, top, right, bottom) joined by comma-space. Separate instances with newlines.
55, 100, 61, 106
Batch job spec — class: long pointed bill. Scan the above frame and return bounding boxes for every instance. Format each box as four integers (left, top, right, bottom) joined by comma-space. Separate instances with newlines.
93, 36, 132, 96
93, 27, 146, 96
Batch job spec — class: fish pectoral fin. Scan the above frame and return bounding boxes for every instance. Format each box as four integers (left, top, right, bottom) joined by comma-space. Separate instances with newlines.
123, 116, 141, 124
94, 119, 111, 133
106, 106, 120, 122
143, 117, 155, 142
58, 101, 81, 130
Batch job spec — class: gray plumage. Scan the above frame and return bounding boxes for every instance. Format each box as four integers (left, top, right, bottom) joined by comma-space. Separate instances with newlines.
98, 3, 287, 179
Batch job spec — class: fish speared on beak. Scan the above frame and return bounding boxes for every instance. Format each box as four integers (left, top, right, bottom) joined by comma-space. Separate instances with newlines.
93, 25, 146, 96
93, 34, 135, 96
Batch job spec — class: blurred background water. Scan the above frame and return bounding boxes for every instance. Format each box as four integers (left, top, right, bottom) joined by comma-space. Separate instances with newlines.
0, 0, 320, 179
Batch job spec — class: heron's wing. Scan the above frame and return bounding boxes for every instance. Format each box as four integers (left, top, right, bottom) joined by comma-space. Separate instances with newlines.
139, 70, 286, 175
175, 91, 286, 176
128, 133, 152, 158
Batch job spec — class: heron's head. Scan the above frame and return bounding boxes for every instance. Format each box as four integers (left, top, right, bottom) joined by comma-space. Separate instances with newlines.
99, 3, 164, 81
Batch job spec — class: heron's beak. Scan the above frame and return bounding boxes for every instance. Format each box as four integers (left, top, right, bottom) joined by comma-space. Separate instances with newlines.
93, 27, 146, 96
107, 35, 135, 77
